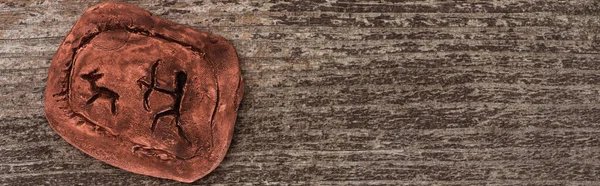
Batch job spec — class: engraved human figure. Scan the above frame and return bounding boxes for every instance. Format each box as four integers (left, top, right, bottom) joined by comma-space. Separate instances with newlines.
80, 69, 120, 114
137, 60, 191, 144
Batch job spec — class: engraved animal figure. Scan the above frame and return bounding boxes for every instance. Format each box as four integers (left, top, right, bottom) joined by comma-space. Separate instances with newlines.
137, 60, 191, 144
80, 69, 120, 114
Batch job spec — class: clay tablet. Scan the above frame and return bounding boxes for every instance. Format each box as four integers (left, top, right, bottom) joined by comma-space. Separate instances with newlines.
44, 2, 243, 183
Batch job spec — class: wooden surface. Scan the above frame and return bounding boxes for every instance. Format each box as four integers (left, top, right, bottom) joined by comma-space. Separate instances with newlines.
1, 0, 600, 185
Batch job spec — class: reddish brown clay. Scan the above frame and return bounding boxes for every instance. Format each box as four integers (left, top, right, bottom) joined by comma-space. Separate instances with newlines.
44, 2, 243, 183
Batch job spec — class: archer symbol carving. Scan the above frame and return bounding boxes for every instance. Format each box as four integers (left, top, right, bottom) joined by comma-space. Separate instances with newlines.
81, 69, 120, 114
137, 60, 191, 144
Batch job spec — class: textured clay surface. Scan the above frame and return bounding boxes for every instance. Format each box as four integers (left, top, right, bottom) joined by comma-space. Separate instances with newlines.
43, 2, 243, 183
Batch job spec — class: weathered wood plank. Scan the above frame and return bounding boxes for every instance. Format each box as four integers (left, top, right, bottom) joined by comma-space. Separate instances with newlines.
1, 0, 600, 185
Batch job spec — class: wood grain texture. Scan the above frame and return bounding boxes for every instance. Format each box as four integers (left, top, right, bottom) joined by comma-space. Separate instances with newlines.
1, 0, 600, 185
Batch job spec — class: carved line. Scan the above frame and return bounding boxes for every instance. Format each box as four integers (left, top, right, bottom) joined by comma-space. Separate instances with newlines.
132, 143, 198, 161
137, 60, 174, 111
137, 60, 191, 145
80, 68, 120, 115
203, 56, 220, 151
69, 112, 117, 136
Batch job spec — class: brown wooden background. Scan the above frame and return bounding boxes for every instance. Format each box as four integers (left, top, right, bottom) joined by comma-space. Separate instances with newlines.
1, 0, 600, 185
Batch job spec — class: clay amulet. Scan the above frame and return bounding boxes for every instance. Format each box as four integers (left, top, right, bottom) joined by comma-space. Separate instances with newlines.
44, 2, 243, 183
